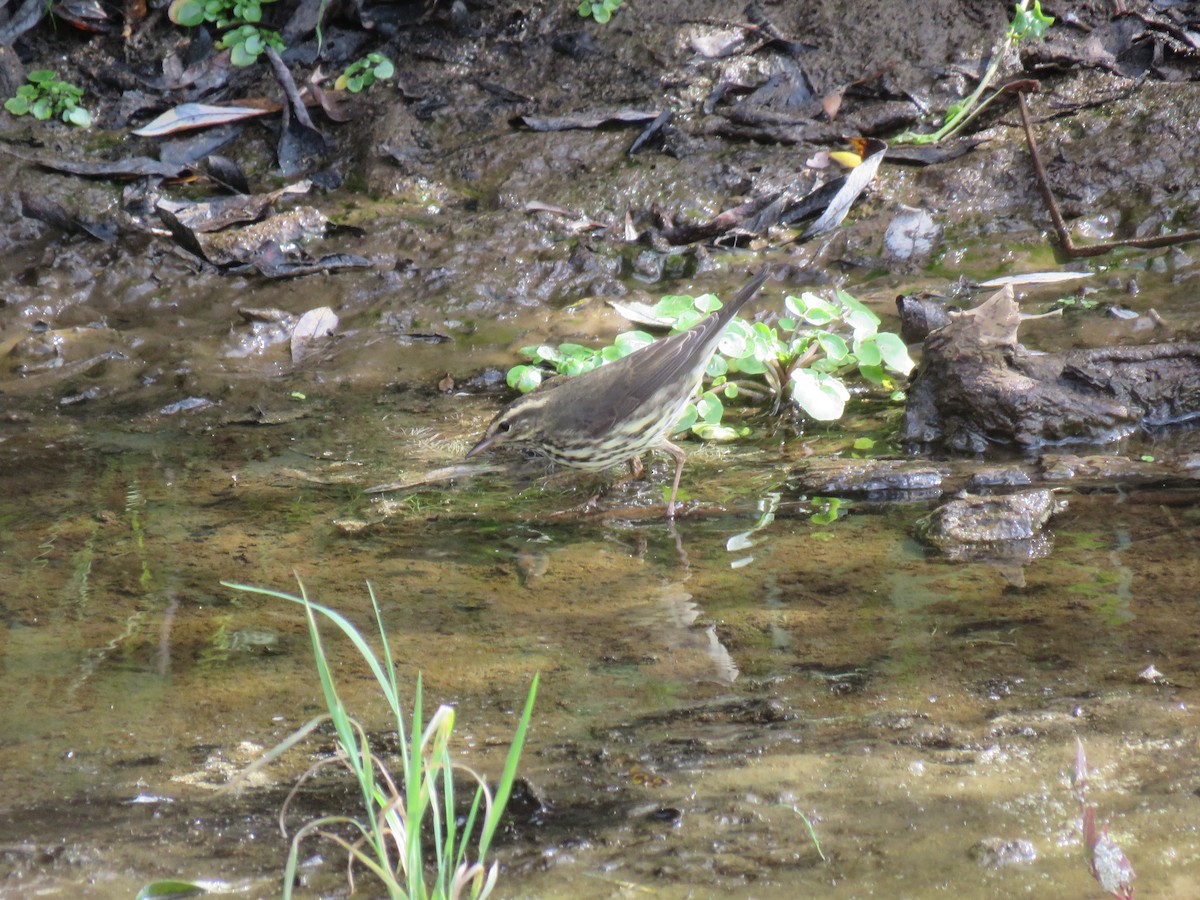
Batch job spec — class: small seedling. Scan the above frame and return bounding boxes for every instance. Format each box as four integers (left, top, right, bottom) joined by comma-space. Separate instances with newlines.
336, 52, 395, 93
168, 0, 284, 66
1052, 294, 1100, 311
578, 0, 622, 23
216, 24, 285, 67
809, 496, 845, 526
169, 0, 275, 28
5, 70, 91, 127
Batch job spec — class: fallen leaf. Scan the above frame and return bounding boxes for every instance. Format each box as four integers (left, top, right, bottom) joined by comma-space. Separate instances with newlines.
133, 102, 276, 137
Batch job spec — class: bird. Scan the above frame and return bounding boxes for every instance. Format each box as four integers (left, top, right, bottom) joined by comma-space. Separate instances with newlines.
466, 264, 773, 517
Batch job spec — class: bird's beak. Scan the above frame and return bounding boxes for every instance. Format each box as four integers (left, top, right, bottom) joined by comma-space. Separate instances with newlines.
465, 434, 496, 459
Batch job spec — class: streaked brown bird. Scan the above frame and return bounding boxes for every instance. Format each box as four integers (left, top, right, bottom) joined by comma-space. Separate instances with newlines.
466, 265, 773, 517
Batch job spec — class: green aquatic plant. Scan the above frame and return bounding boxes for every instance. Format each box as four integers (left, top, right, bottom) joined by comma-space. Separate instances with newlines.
894, 0, 1053, 145
808, 496, 846, 526
1052, 294, 1101, 311
223, 580, 538, 899
506, 286, 913, 441
4, 70, 91, 127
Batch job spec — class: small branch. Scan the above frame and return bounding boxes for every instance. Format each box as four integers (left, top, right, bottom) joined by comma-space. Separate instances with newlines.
1017, 92, 1200, 258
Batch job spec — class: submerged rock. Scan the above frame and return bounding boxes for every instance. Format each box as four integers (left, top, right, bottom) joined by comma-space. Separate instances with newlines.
913, 489, 1065, 547
970, 837, 1037, 867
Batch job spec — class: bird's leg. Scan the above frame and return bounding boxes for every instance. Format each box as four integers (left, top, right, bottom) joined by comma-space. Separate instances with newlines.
661, 440, 687, 518
548, 457, 649, 518
607, 455, 644, 492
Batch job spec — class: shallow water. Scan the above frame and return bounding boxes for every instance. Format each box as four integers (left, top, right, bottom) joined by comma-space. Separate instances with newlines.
2, 356, 1199, 897
6, 0, 1200, 891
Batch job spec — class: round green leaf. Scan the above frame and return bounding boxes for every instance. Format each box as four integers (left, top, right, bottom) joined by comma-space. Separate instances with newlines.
802, 303, 836, 326
815, 332, 849, 363
373, 59, 395, 79
655, 294, 694, 319
732, 353, 767, 375
613, 331, 653, 355
835, 289, 881, 326
696, 391, 723, 424
5, 96, 29, 115
515, 367, 542, 393
672, 403, 698, 434
857, 363, 885, 386
65, 106, 92, 127
170, 0, 204, 23
854, 337, 882, 367
559, 342, 595, 361
810, 497, 844, 525
717, 328, 747, 357
790, 369, 849, 421
692, 423, 741, 442
506, 364, 528, 389
875, 331, 915, 375
230, 43, 255, 66
28, 70, 56, 84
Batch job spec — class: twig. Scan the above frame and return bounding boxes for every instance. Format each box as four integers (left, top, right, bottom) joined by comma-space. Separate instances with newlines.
1017, 91, 1200, 258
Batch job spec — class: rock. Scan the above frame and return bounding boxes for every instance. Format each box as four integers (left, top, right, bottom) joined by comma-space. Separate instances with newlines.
913, 489, 1065, 546
900, 286, 1200, 451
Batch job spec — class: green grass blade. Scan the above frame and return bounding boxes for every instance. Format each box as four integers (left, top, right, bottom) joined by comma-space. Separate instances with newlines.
222, 580, 400, 711
476, 672, 538, 862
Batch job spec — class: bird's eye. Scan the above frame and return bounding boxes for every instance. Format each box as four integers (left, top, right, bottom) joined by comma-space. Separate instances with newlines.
498, 421, 512, 433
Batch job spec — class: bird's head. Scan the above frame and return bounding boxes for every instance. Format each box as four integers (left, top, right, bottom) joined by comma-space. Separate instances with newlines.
465, 393, 552, 459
